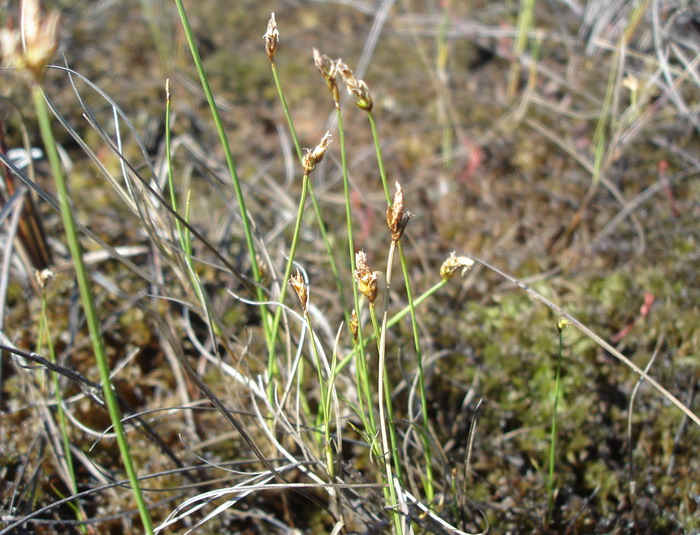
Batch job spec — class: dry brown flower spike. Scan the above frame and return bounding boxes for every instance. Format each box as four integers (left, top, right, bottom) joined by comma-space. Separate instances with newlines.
313, 48, 340, 103
263, 13, 278, 61
386, 181, 412, 242
337, 61, 373, 112
289, 269, 308, 312
302, 131, 332, 174
354, 250, 379, 304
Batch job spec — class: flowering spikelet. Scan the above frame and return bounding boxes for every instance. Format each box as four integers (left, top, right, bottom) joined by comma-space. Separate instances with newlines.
263, 13, 279, 61
35, 267, 55, 290
302, 131, 332, 174
0, 0, 60, 81
255, 254, 271, 285
557, 317, 571, 331
354, 250, 379, 304
313, 48, 340, 103
337, 61, 373, 112
386, 181, 412, 242
289, 269, 308, 313
349, 309, 359, 342
440, 252, 475, 280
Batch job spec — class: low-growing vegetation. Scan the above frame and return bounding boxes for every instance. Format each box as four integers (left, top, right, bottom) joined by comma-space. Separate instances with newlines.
0, 0, 698, 533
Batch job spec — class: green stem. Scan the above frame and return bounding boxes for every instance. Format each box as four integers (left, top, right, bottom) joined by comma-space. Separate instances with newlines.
268, 172, 311, 391
336, 105, 375, 435
336, 280, 447, 375
547, 322, 565, 526
269, 59, 349, 323
32, 85, 153, 534
39, 290, 87, 533
173, 0, 272, 353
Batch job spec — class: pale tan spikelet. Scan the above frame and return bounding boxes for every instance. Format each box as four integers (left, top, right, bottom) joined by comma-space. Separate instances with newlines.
354, 250, 379, 304
256, 254, 271, 285
302, 131, 332, 174
263, 13, 279, 61
0, 28, 22, 67
337, 60, 373, 111
1, 0, 60, 81
386, 181, 412, 242
313, 48, 340, 103
440, 252, 475, 280
289, 269, 308, 312
349, 309, 359, 342
35, 268, 55, 290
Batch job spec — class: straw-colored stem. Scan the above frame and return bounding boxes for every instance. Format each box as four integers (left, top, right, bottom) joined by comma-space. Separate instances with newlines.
32, 84, 154, 534
370, 301, 401, 534
378, 242, 404, 484
507, 0, 537, 98
368, 109, 434, 502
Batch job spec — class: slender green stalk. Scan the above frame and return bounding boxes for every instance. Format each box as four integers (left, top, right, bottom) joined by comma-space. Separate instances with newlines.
547, 319, 567, 526
38, 287, 87, 534
327, 68, 399, 525
173, 0, 272, 354
32, 85, 154, 534
336, 279, 447, 379
507, 0, 537, 98
305, 312, 332, 469
436, 1, 453, 166
164, 79, 187, 255
269, 171, 311, 389
397, 241, 434, 503
165, 80, 223, 351
335, 106, 375, 436
267, 58, 350, 327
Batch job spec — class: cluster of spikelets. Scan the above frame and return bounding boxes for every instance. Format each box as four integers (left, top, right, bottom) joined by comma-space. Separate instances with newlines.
0, 4, 480, 533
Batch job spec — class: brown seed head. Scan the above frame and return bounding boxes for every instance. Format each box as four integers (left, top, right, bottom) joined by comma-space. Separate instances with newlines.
302, 131, 332, 174
440, 252, 475, 280
349, 309, 359, 342
337, 61, 373, 112
263, 13, 279, 61
289, 269, 308, 312
313, 48, 340, 103
354, 250, 379, 304
386, 181, 412, 242
0, 0, 60, 81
